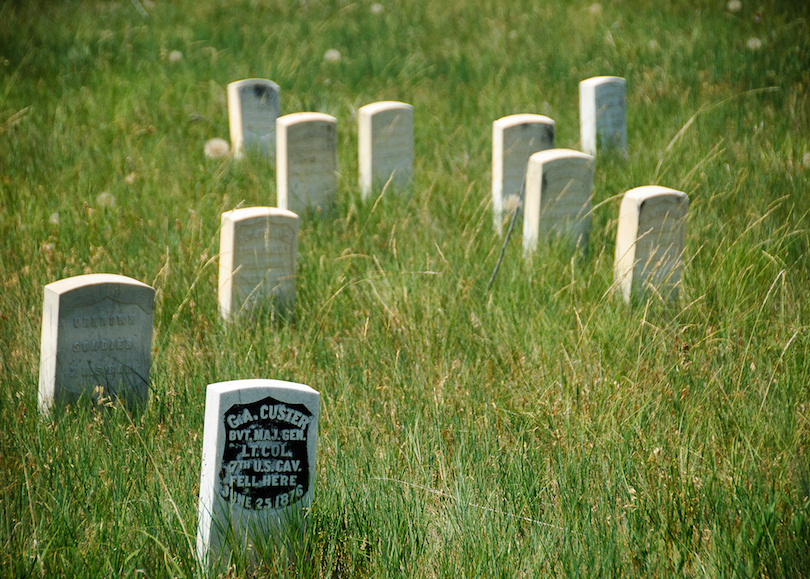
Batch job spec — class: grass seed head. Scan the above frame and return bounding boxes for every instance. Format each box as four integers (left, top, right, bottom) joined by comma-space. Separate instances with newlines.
204, 138, 229, 159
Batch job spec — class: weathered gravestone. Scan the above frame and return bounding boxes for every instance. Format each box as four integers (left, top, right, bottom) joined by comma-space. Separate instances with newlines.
523, 148, 594, 255
276, 113, 338, 214
579, 76, 626, 157
614, 186, 689, 303
38, 274, 155, 413
492, 114, 555, 234
218, 207, 298, 321
197, 379, 320, 568
358, 101, 414, 198
228, 79, 281, 160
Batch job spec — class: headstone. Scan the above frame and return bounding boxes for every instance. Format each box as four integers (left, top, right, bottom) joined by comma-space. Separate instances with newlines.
196, 379, 320, 568
218, 207, 298, 321
491, 114, 555, 234
276, 113, 338, 214
227, 79, 281, 160
38, 274, 155, 413
523, 148, 594, 255
614, 186, 688, 302
358, 101, 414, 198
579, 76, 626, 157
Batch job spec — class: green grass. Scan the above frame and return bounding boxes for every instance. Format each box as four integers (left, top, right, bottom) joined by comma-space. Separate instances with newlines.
2, 0, 810, 576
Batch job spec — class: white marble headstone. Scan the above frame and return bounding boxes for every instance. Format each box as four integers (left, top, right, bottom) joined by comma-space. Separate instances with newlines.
218, 207, 298, 321
38, 274, 155, 413
196, 379, 320, 568
523, 148, 594, 255
614, 186, 689, 302
579, 76, 626, 157
276, 112, 338, 214
492, 114, 555, 234
358, 101, 414, 198
228, 79, 281, 160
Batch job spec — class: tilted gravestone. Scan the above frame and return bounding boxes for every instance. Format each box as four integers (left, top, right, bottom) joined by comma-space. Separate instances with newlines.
491, 114, 555, 234
614, 186, 689, 302
276, 112, 338, 214
218, 207, 298, 321
38, 274, 155, 413
579, 76, 626, 157
358, 101, 414, 198
196, 379, 320, 568
228, 79, 281, 160
523, 148, 594, 255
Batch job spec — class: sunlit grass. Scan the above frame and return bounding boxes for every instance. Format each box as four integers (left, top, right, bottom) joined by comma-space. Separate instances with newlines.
1, 0, 809, 576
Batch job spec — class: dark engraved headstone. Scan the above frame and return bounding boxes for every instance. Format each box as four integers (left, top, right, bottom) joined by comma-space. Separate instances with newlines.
197, 379, 320, 569
218, 395, 311, 510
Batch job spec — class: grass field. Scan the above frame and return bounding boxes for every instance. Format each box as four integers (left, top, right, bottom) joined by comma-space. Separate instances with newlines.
2, 0, 810, 576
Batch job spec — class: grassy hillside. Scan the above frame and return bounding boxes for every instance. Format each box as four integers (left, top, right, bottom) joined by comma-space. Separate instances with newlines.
1, 0, 809, 576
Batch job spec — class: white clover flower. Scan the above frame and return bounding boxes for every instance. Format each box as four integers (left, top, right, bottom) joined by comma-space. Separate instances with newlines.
370, 3, 384, 14
323, 49, 341, 63
727, 0, 742, 12
48, 212, 59, 225
204, 138, 229, 159
168, 50, 183, 63
648, 39, 660, 51
589, 3, 602, 15
96, 191, 116, 208
746, 37, 762, 50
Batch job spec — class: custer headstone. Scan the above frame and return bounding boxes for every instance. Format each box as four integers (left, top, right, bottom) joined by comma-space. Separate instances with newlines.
38, 274, 155, 413
579, 76, 626, 157
276, 112, 338, 214
218, 207, 298, 321
196, 379, 320, 568
523, 148, 594, 255
491, 114, 555, 235
614, 186, 689, 302
358, 101, 414, 198
228, 79, 281, 160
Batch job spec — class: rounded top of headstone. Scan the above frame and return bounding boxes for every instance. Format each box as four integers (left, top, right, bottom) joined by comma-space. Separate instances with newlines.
44, 274, 152, 295
207, 378, 318, 398
579, 76, 625, 88
624, 185, 686, 199
358, 101, 414, 115
227, 78, 280, 91
221, 206, 298, 223
493, 114, 555, 129
277, 112, 336, 127
622, 185, 687, 204
529, 148, 594, 165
